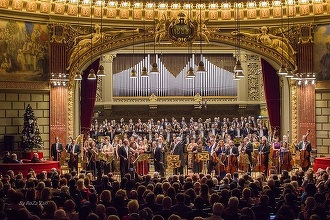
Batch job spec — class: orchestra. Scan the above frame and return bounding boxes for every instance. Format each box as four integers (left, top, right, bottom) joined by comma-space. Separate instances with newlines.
56, 117, 314, 178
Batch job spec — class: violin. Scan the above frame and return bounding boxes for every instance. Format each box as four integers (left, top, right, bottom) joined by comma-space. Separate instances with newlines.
300, 129, 310, 169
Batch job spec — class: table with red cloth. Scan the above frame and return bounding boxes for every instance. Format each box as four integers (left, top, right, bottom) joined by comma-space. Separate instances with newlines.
0, 160, 60, 176
313, 157, 330, 172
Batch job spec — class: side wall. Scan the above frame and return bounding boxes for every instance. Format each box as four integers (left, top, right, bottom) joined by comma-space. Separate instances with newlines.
0, 92, 50, 158
316, 91, 330, 157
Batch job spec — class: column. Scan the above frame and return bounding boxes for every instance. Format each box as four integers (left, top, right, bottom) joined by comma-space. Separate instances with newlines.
73, 81, 81, 138
102, 53, 116, 103
237, 54, 248, 101
49, 42, 68, 152
297, 42, 316, 148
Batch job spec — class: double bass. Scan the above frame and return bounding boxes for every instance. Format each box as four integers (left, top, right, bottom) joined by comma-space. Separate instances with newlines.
226, 154, 237, 174
254, 152, 266, 172
300, 129, 311, 169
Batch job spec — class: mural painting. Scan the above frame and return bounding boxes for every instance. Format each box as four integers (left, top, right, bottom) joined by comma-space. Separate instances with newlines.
0, 20, 48, 81
314, 25, 330, 81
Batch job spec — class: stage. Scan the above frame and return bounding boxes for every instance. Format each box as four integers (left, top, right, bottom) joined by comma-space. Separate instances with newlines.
0, 161, 60, 176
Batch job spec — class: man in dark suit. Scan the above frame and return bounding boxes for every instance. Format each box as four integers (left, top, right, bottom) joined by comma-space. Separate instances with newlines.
172, 136, 184, 175
51, 136, 63, 161
67, 138, 80, 172
244, 137, 254, 172
118, 138, 129, 179
152, 140, 164, 177
258, 136, 270, 175
296, 133, 312, 171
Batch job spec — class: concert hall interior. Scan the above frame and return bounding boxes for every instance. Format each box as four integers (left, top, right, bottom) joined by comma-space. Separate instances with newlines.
1, 0, 330, 219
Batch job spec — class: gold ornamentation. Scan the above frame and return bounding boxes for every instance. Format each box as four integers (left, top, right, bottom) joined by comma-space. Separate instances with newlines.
49, 23, 68, 44
298, 24, 314, 44
194, 93, 202, 102
291, 81, 298, 145
149, 93, 157, 102
168, 12, 197, 46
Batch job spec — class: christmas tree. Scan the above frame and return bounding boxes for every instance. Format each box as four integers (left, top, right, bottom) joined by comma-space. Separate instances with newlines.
21, 104, 43, 150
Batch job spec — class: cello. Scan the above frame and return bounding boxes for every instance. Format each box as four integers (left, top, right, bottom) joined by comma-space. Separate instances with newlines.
299, 129, 310, 170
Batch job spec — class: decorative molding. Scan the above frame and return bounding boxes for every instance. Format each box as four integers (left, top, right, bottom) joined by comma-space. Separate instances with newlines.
96, 76, 103, 102
104, 54, 116, 63
112, 96, 237, 104
291, 82, 298, 145
0, 81, 49, 90
247, 55, 260, 101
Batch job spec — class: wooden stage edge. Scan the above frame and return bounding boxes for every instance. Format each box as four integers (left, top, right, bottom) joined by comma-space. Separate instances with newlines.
0, 157, 328, 178
0, 161, 60, 176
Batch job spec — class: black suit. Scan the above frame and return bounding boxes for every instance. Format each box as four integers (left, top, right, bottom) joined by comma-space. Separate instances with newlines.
153, 146, 164, 176
51, 142, 63, 161
67, 143, 80, 172
258, 142, 270, 175
172, 141, 184, 175
245, 142, 253, 172
118, 145, 129, 178
296, 140, 312, 171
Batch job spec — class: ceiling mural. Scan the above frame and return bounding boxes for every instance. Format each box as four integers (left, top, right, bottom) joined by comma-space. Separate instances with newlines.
314, 25, 330, 81
0, 19, 49, 81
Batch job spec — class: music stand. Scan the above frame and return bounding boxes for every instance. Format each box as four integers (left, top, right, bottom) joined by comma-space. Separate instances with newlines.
198, 151, 210, 175
133, 153, 150, 175
166, 155, 181, 175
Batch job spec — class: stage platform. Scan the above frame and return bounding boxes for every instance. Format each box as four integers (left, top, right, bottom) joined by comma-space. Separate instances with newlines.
0, 161, 60, 176
313, 157, 330, 172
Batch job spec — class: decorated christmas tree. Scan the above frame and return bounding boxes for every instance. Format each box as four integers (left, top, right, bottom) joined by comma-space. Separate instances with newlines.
21, 104, 43, 150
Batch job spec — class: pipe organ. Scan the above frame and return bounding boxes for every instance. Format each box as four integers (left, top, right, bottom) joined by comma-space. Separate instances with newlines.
113, 54, 237, 97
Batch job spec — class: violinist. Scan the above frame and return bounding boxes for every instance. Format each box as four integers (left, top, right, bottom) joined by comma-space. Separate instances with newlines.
136, 139, 149, 176
188, 137, 198, 173
192, 140, 204, 173
296, 134, 312, 171
87, 140, 99, 175
102, 136, 114, 175
258, 136, 270, 175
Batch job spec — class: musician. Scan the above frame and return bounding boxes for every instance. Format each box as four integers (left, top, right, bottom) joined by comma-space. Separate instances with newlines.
67, 138, 80, 172
102, 136, 114, 175
187, 137, 197, 171
152, 140, 164, 177
157, 135, 168, 168
86, 140, 99, 175
243, 137, 253, 172
296, 134, 312, 171
279, 141, 290, 172
172, 136, 185, 175
192, 140, 204, 174
258, 136, 270, 175
51, 136, 63, 161
136, 139, 149, 175
217, 139, 227, 177
118, 138, 130, 179
225, 140, 239, 157
207, 138, 218, 174
271, 136, 281, 169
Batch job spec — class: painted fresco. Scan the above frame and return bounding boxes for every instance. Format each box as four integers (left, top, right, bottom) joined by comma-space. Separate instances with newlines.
0, 20, 48, 81
314, 25, 330, 81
